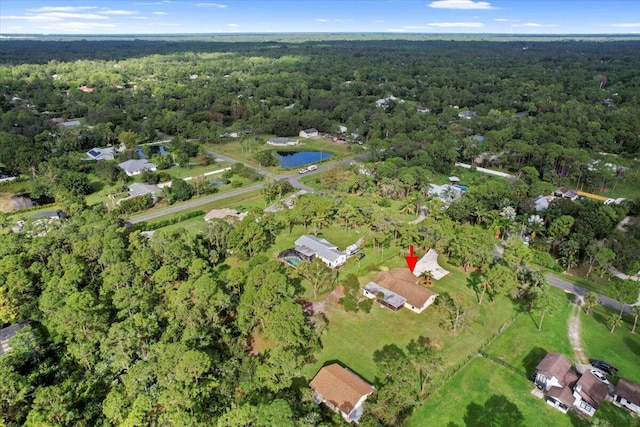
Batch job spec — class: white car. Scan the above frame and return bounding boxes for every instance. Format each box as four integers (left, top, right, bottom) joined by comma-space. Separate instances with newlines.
590, 369, 610, 384
298, 168, 308, 174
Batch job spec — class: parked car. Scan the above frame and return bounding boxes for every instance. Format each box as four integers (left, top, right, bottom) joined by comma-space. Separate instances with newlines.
357, 253, 366, 260
298, 168, 308, 174
590, 359, 618, 374
590, 370, 610, 384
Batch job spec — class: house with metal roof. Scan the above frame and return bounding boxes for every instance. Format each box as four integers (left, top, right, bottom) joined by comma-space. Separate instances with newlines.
86, 147, 115, 161
294, 235, 346, 268
117, 159, 157, 176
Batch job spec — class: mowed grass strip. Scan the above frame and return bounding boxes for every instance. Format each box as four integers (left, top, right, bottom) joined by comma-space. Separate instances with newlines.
407, 357, 575, 427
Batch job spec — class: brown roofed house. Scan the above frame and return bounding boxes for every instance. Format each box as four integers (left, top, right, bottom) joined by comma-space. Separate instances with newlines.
573, 370, 609, 417
363, 268, 438, 313
613, 378, 640, 416
534, 353, 576, 413
310, 363, 375, 424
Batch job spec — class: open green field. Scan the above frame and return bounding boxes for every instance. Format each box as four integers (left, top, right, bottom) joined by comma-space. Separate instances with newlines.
409, 286, 640, 426
303, 254, 518, 384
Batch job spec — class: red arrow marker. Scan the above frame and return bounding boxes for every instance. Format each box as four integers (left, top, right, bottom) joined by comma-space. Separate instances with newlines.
405, 245, 418, 273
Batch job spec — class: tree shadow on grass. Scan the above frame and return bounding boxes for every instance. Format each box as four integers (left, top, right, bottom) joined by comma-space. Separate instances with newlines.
522, 347, 547, 378
463, 394, 524, 427
467, 271, 482, 303
624, 336, 640, 356
592, 310, 611, 330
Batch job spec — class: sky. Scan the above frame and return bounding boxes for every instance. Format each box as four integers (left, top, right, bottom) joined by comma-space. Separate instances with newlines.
1, 0, 639, 35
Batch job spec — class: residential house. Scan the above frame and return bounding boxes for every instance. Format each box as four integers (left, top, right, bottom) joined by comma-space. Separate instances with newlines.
267, 137, 299, 146
60, 120, 82, 128
472, 134, 485, 142
294, 235, 346, 268
612, 378, 640, 416
555, 187, 579, 201
337, 125, 347, 134
0, 322, 29, 356
309, 363, 375, 424
573, 370, 609, 417
118, 159, 157, 176
86, 147, 115, 161
204, 208, 248, 222
31, 210, 68, 220
299, 128, 319, 138
534, 195, 550, 212
375, 95, 398, 109
416, 106, 431, 113
427, 183, 462, 203
533, 353, 577, 413
449, 176, 460, 185
458, 110, 476, 119
363, 268, 438, 314
128, 183, 160, 199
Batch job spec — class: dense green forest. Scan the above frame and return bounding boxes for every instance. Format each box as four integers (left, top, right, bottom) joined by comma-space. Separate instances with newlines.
1, 38, 640, 426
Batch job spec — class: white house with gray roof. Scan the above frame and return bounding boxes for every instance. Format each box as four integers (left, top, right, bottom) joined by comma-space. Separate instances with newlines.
294, 235, 346, 268
118, 159, 157, 176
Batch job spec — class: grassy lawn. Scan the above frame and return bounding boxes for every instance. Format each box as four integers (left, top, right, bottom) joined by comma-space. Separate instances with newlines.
408, 286, 640, 426
408, 357, 572, 427
165, 162, 231, 179
581, 305, 640, 384
303, 252, 518, 386
137, 190, 264, 229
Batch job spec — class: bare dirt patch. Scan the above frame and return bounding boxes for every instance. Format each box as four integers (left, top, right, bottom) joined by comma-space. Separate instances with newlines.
568, 303, 589, 364
0, 193, 33, 213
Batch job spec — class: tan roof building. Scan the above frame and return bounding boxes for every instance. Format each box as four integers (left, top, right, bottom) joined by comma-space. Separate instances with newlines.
310, 363, 374, 424
363, 268, 438, 313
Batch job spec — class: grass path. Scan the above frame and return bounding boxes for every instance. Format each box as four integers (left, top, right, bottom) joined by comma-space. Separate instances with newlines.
568, 303, 589, 364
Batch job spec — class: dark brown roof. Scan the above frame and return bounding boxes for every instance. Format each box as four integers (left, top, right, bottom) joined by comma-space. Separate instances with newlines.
576, 371, 609, 409
548, 384, 575, 407
310, 364, 374, 416
536, 353, 573, 384
615, 378, 640, 406
372, 268, 438, 308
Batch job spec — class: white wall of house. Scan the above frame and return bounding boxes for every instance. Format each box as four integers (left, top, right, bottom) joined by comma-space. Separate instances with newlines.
614, 396, 640, 415
536, 373, 562, 391
404, 295, 437, 314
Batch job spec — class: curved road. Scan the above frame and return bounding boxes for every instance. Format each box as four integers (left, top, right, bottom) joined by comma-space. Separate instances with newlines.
128, 152, 364, 224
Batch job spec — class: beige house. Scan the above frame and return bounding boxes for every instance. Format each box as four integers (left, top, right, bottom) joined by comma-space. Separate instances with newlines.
363, 268, 438, 313
310, 363, 374, 424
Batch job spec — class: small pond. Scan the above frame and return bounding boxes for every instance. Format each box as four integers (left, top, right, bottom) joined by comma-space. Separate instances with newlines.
277, 151, 332, 168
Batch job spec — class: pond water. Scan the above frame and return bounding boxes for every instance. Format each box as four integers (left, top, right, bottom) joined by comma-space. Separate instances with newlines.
277, 151, 332, 168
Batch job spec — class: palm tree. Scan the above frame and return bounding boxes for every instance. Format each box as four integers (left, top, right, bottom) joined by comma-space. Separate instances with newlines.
582, 293, 599, 315
608, 314, 623, 333
632, 305, 640, 333
420, 270, 435, 287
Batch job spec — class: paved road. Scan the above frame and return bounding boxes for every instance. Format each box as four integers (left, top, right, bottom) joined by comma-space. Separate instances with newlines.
544, 273, 633, 315
128, 152, 364, 224
128, 182, 266, 224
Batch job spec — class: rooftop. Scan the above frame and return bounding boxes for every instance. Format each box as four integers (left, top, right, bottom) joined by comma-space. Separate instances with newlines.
310, 364, 374, 417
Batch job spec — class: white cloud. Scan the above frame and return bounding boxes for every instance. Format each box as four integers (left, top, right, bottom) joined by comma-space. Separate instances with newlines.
195, 2, 227, 7
512, 22, 556, 27
2, 12, 108, 22
38, 21, 117, 31
611, 23, 640, 27
427, 21, 484, 27
227, 23, 239, 27
100, 9, 139, 16
27, 6, 98, 13
428, 0, 494, 10
494, 18, 510, 22
152, 11, 168, 15
315, 18, 328, 22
